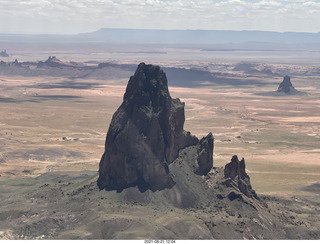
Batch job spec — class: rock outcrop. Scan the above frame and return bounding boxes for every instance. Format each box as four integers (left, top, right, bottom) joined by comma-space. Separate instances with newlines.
195, 132, 214, 175
37, 56, 65, 68
277, 75, 299, 94
0, 50, 9, 57
98, 63, 208, 192
224, 155, 259, 199
13, 59, 22, 67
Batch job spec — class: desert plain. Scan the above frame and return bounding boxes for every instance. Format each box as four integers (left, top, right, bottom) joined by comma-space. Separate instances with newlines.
0, 43, 319, 239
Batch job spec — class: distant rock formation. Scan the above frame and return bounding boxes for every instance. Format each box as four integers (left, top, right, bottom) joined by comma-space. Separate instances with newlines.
98, 63, 213, 192
277, 75, 300, 94
13, 59, 21, 67
37, 56, 65, 68
0, 50, 9, 57
233, 62, 275, 76
224, 155, 259, 200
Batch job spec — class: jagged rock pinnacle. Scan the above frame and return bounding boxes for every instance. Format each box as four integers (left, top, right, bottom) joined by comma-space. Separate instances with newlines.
277, 75, 298, 94
224, 155, 259, 199
98, 63, 202, 192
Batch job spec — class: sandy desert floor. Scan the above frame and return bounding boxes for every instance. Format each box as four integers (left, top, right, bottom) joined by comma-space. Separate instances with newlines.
0, 51, 320, 239
1, 72, 319, 196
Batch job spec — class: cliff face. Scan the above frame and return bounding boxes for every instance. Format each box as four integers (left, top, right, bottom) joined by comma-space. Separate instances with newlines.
97, 63, 203, 192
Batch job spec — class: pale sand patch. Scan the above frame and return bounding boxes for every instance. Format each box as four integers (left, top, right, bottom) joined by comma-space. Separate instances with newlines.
245, 107, 277, 111
280, 117, 320, 123
300, 149, 320, 153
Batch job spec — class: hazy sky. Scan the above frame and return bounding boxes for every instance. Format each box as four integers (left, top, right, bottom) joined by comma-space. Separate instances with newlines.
0, 0, 319, 34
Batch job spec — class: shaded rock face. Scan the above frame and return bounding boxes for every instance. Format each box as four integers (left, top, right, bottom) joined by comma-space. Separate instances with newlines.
98, 63, 203, 192
195, 132, 214, 175
277, 75, 298, 94
224, 155, 259, 199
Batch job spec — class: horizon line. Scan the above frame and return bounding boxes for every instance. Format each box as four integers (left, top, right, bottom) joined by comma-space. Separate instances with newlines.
0, 28, 320, 36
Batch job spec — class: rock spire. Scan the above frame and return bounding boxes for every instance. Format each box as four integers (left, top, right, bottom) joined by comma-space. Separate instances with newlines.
224, 155, 258, 199
97, 63, 205, 192
277, 75, 298, 94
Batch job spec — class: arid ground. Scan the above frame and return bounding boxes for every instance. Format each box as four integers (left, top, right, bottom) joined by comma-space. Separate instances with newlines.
0, 45, 319, 239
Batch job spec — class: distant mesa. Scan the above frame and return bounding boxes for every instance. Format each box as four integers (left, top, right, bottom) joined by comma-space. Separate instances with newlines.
233, 62, 275, 76
97, 63, 213, 192
233, 62, 258, 73
0, 50, 9, 57
80, 28, 320, 45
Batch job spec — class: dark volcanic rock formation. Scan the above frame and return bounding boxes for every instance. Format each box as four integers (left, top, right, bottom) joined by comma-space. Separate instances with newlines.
224, 155, 259, 199
258, 75, 306, 96
195, 132, 214, 175
277, 75, 299, 94
98, 63, 207, 192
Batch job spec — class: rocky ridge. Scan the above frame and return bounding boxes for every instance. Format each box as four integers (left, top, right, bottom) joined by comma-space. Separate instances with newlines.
97, 63, 211, 192
1, 167, 319, 240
